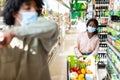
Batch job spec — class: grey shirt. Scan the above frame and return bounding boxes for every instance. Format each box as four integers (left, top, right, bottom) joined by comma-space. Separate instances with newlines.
0, 17, 59, 80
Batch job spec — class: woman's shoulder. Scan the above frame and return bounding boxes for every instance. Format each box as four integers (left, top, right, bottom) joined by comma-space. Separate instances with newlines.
77, 31, 87, 38
94, 34, 99, 40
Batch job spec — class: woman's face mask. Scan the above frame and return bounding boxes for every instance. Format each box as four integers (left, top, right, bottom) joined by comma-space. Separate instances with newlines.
17, 11, 38, 26
87, 26, 96, 33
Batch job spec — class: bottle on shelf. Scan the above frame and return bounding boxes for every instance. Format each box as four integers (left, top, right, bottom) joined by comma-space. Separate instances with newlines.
110, 10, 114, 16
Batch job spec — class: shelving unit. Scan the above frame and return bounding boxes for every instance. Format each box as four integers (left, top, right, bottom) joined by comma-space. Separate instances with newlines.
107, 27, 120, 32
106, 18, 120, 79
95, 4, 109, 6
98, 51, 107, 53
97, 24, 108, 67
107, 55, 120, 79
86, 0, 94, 20
94, 0, 110, 25
95, 65, 99, 80
106, 68, 111, 79
107, 41, 120, 57
98, 33, 108, 35
108, 22, 120, 34
99, 17, 109, 18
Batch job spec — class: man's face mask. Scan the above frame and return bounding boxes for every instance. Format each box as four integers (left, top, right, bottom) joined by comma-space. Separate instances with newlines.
87, 26, 96, 33
18, 11, 38, 26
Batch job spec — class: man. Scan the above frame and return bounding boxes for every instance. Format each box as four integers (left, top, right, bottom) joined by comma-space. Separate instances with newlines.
0, 0, 59, 80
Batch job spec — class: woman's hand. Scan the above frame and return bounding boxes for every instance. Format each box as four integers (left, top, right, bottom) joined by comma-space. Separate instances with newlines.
78, 56, 84, 61
0, 30, 15, 48
85, 55, 93, 62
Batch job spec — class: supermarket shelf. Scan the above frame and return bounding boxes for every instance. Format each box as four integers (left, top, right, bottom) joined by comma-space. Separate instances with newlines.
95, 9, 108, 11
108, 35, 117, 39
99, 42, 107, 43
95, 64, 99, 80
98, 24, 108, 27
95, 4, 109, 6
111, 21, 120, 25
97, 17, 109, 18
107, 56, 120, 79
97, 68, 107, 80
98, 51, 107, 53
107, 27, 120, 33
107, 41, 120, 57
107, 35, 119, 42
88, 11, 94, 13
98, 33, 108, 35
106, 68, 111, 78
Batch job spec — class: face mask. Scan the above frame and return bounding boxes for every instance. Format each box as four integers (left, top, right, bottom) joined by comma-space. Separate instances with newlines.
87, 26, 96, 33
18, 12, 38, 26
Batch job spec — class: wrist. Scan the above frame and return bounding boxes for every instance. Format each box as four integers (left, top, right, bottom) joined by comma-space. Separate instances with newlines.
78, 55, 82, 59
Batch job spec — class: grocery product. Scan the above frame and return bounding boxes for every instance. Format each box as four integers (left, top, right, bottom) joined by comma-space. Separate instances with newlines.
85, 74, 94, 80
67, 55, 95, 80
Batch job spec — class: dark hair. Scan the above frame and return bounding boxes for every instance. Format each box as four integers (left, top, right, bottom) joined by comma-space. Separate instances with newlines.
86, 18, 98, 34
2, 0, 44, 25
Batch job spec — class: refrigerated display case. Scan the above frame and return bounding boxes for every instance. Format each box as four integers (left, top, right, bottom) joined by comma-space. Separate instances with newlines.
106, 21, 120, 80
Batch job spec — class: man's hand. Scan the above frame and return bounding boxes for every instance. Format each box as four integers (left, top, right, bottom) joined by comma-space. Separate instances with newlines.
0, 30, 15, 48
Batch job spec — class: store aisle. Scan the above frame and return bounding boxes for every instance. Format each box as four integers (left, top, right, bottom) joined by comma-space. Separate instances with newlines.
49, 33, 78, 80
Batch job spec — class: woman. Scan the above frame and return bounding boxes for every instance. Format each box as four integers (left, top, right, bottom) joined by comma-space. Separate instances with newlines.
74, 18, 99, 61
0, 0, 58, 80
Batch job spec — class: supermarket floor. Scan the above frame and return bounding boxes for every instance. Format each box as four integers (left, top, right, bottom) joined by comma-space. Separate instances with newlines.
49, 31, 78, 80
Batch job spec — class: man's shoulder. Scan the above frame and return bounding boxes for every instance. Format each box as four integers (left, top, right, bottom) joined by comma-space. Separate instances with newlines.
37, 17, 47, 22
37, 17, 56, 23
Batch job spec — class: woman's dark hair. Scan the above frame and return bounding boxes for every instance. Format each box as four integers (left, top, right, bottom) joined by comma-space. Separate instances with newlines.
86, 18, 98, 34
2, 0, 44, 25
